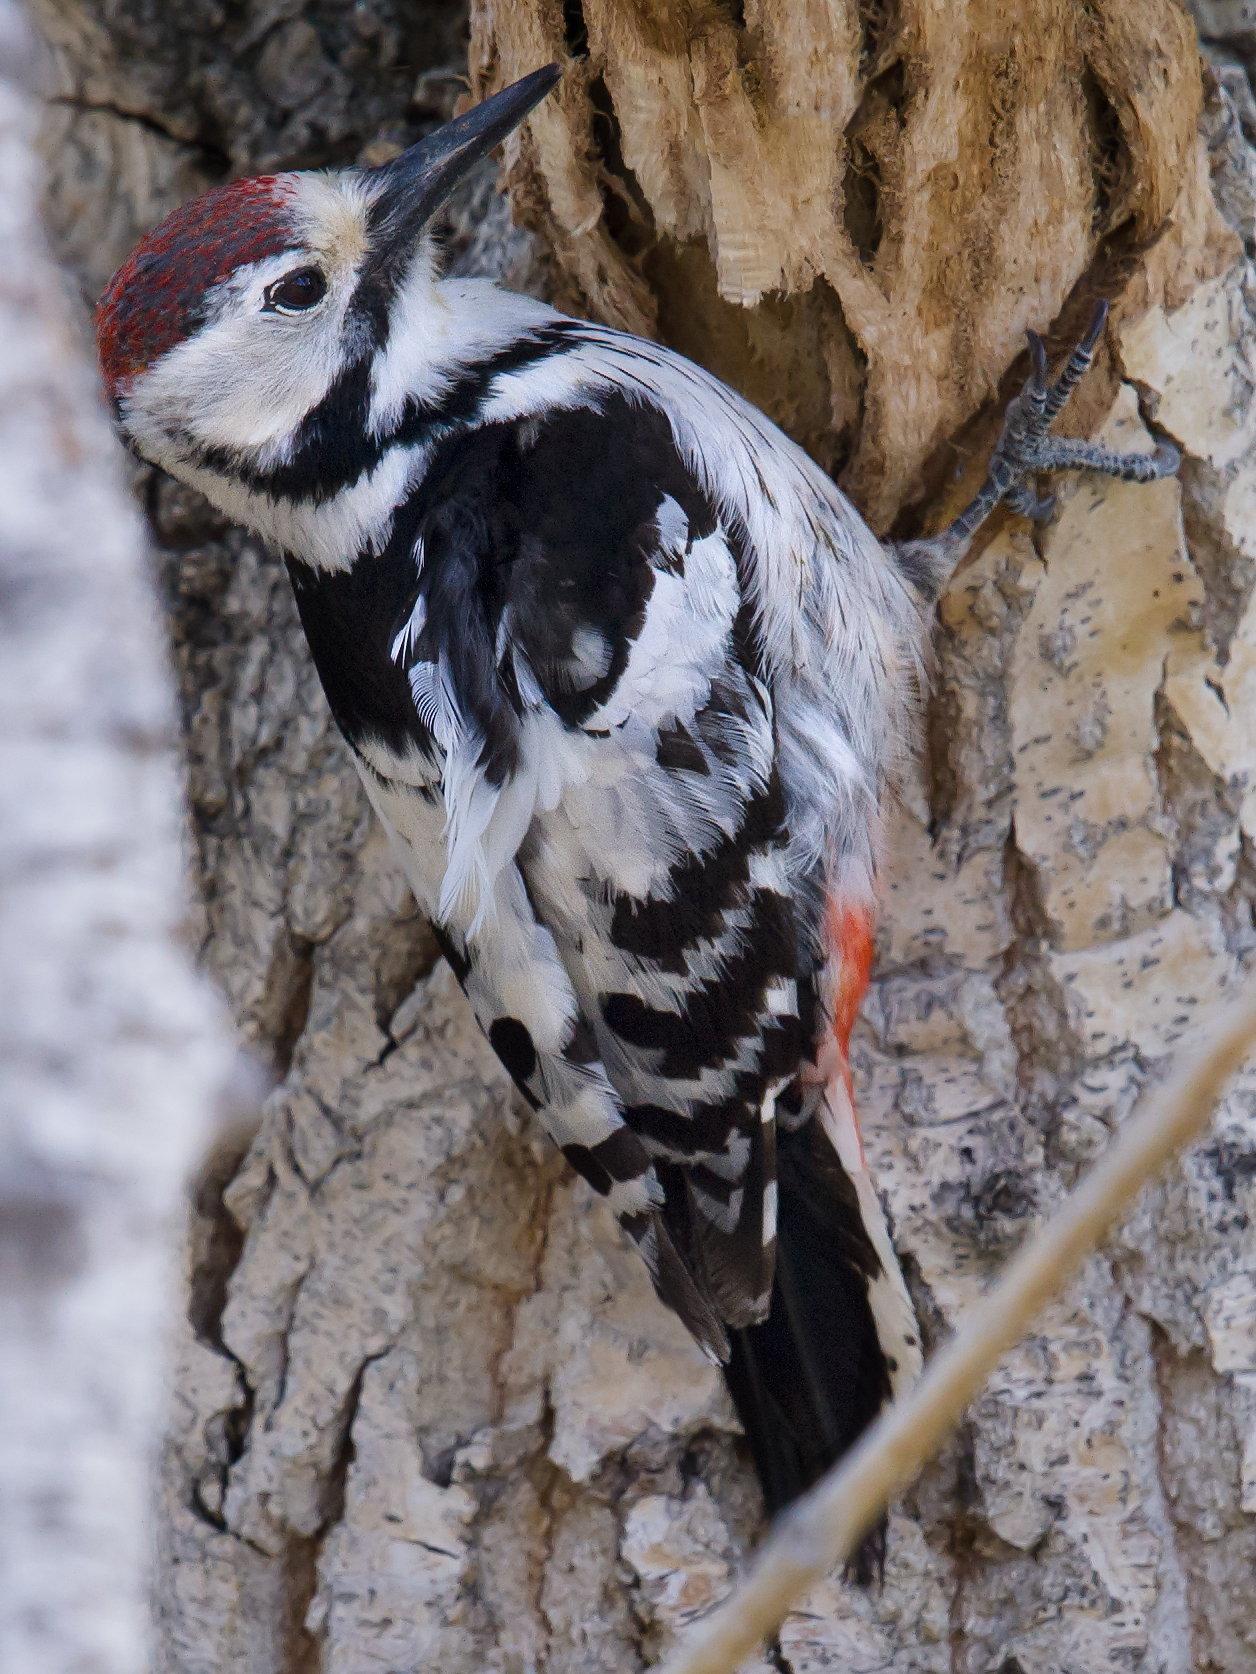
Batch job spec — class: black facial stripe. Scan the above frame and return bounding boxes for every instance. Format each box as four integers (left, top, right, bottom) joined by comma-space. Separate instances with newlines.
193, 354, 374, 505
197, 325, 586, 506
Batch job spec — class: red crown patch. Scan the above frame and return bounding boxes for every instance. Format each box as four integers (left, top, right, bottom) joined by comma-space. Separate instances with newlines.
96, 173, 302, 400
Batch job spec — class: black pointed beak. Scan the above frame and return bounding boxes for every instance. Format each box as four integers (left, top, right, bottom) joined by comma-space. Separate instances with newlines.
364, 64, 560, 266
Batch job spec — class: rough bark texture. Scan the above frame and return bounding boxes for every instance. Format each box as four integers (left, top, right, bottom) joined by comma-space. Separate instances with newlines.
470, 0, 1215, 529
0, 5, 235, 1669
22, 0, 1256, 1667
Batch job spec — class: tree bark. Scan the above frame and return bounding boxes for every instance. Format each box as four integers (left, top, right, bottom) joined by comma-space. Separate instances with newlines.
21, 0, 1256, 1667
0, 5, 235, 1669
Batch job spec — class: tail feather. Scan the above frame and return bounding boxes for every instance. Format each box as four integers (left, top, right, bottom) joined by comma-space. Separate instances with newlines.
722, 1117, 915, 1565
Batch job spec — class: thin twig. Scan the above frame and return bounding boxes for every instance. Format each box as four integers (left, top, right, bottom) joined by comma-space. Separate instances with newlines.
658, 979, 1256, 1674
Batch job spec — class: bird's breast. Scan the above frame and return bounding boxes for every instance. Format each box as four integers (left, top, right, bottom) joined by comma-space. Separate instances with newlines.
284, 512, 436, 769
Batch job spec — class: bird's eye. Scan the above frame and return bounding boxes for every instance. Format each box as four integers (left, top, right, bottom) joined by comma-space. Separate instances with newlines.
263, 267, 327, 314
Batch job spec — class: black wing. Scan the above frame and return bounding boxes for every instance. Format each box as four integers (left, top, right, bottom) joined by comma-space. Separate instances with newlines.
384, 393, 800, 1348
357, 386, 907, 1524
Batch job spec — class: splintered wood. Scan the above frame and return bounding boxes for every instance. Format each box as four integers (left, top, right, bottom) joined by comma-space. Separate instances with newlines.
470, 0, 1217, 527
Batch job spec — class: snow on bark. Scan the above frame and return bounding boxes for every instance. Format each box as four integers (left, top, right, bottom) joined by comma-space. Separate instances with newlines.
21, 0, 1256, 1667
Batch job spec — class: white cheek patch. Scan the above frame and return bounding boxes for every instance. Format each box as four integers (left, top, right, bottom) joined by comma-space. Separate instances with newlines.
128, 173, 376, 463
162, 439, 431, 573
139, 281, 349, 455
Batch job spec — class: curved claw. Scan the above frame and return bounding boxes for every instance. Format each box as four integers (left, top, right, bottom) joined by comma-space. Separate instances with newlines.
1146, 438, 1181, 480
1080, 297, 1109, 356
1042, 297, 1110, 423
1006, 484, 1057, 522
900, 293, 1160, 593
1026, 330, 1048, 391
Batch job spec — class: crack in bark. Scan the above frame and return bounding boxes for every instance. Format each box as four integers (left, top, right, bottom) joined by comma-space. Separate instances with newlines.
1146, 1318, 1205, 1674
944, 1423, 984, 1674
997, 823, 1087, 1143
45, 94, 230, 173
292, 1350, 389, 1671
187, 1129, 255, 1355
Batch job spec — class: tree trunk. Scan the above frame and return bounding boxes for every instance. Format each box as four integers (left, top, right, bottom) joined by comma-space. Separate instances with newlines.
22, 0, 1256, 1666
0, 5, 235, 1668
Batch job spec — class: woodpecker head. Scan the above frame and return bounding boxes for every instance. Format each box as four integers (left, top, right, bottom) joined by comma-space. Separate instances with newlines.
96, 65, 559, 495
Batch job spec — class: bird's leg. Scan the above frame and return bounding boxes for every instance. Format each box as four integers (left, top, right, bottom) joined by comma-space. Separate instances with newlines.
893, 299, 1180, 599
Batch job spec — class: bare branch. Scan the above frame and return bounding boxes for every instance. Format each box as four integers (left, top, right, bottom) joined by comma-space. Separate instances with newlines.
658, 978, 1256, 1674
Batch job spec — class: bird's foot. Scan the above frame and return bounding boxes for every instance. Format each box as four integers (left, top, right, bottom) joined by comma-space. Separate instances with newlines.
894, 299, 1180, 599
